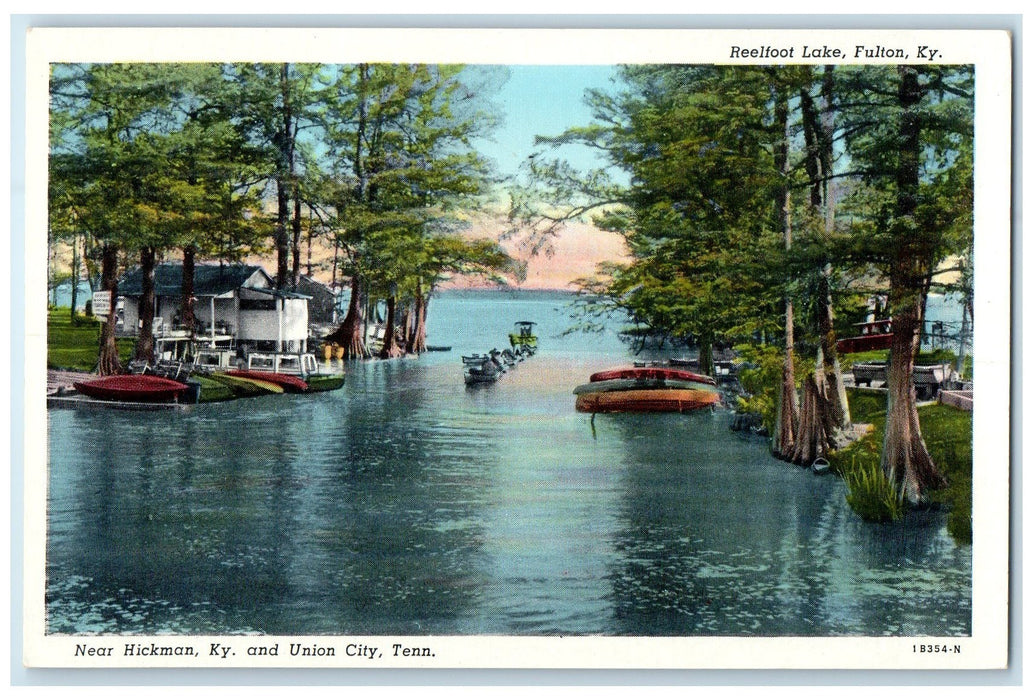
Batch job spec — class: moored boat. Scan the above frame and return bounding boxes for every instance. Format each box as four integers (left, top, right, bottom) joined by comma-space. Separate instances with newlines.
589, 366, 717, 386
209, 372, 285, 395
73, 375, 190, 403
575, 387, 720, 413
226, 369, 309, 393
304, 374, 346, 393
573, 376, 718, 394
508, 321, 538, 349
574, 364, 720, 413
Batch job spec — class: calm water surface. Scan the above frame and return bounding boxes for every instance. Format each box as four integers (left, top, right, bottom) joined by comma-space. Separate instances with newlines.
46, 290, 971, 636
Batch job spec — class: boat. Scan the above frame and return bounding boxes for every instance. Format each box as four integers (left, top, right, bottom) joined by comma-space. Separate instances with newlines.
304, 373, 346, 393
73, 375, 191, 403
226, 369, 309, 393
464, 357, 503, 385
425, 345, 452, 352
508, 321, 538, 350
573, 377, 719, 395
209, 372, 285, 395
574, 365, 721, 413
589, 366, 717, 386
837, 319, 893, 354
575, 387, 720, 413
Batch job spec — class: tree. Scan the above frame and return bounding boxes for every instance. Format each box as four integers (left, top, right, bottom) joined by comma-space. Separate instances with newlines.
322, 63, 504, 359
840, 65, 973, 503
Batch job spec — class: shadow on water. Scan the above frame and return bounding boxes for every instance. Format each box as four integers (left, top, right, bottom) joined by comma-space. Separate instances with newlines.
599, 411, 970, 637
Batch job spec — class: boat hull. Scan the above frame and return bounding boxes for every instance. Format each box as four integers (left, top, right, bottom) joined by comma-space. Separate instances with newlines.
575, 388, 720, 413
837, 333, 893, 354
589, 366, 717, 386
226, 369, 309, 393
73, 375, 189, 403
210, 372, 285, 395
573, 377, 717, 394
304, 374, 346, 392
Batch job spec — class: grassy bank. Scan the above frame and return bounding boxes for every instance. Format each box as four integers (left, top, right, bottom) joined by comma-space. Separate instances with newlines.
48, 308, 134, 371
830, 387, 973, 544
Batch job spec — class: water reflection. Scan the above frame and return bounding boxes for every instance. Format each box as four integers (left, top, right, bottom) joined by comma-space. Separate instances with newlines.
603, 413, 970, 636
46, 290, 971, 637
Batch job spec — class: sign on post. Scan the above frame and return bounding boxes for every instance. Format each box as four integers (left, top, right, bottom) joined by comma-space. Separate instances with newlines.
91, 290, 111, 318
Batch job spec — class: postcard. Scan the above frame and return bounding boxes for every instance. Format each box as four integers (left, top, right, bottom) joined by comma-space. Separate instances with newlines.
20, 24, 1012, 671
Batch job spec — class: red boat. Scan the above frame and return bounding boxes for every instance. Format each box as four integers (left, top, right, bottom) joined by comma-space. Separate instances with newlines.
836, 333, 893, 354
226, 369, 309, 393
73, 375, 190, 403
589, 366, 717, 386
836, 319, 893, 354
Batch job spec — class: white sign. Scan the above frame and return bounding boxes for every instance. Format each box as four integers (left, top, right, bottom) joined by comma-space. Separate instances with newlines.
91, 290, 111, 317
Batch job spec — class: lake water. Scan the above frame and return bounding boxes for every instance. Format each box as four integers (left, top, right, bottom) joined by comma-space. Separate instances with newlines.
45, 289, 971, 637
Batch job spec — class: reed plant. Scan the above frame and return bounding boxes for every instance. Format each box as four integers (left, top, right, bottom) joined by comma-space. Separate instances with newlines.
844, 455, 905, 523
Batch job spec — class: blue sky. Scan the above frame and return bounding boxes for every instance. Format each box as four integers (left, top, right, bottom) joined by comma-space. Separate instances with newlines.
475, 64, 621, 180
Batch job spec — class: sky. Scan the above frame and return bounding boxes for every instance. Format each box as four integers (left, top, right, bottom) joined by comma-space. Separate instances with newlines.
474, 64, 622, 180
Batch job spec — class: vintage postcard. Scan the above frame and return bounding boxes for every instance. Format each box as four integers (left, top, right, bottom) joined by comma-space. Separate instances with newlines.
20, 25, 1012, 671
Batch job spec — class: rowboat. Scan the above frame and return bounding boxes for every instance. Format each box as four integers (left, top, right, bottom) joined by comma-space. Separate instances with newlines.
574, 365, 720, 413
226, 369, 309, 393
304, 374, 346, 393
575, 387, 720, 413
209, 372, 285, 395
464, 358, 503, 385
589, 366, 717, 386
73, 375, 190, 403
573, 377, 718, 394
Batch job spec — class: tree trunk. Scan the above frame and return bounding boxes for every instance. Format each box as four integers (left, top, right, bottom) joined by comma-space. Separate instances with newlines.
134, 246, 157, 362
96, 243, 122, 376
773, 304, 799, 459
800, 69, 852, 440
880, 65, 947, 504
881, 280, 946, 502
275, 178, 290, 289
180, 245, 196, 337
697, 336, 714, 377
325, 275, 368, 359
69, 230, 79, 320
378, 295, 404, 359
772, 83, 799, 460
407, 287, 428, 355
291, 187, 302, 289
275, 63, 294, 290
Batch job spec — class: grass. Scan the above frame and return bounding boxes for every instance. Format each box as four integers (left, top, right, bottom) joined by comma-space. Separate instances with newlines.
830, 387, 973, 543
48, 308, 134, 371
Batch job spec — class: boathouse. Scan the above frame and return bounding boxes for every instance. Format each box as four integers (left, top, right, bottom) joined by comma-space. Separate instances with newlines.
116, 262, 311, 357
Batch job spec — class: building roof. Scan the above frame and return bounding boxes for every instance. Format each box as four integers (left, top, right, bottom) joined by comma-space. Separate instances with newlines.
118, 262, 270, 297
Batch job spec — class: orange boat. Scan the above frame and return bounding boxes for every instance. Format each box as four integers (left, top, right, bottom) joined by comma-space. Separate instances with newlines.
574, 366, 720, 413
575, 387, 720, 414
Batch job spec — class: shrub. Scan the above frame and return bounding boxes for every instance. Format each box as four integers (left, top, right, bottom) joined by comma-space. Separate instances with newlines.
844, 457, 905, 523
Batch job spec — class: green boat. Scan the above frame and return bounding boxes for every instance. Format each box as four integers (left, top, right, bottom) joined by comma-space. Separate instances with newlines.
508, 321, 538, 349
304, 374, 346, 393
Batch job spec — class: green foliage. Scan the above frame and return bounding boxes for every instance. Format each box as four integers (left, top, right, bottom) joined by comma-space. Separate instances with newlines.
844, 456, 906, 523
734, 344, 789, 435
921, 405, 974, 544
845, 388, 887, 424
47, 308, 133, 371
831, 388, 973, 543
